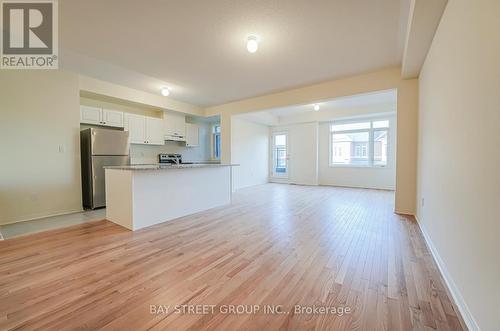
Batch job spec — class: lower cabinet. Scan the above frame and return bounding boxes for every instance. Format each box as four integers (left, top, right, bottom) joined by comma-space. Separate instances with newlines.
125, 114, 164, 145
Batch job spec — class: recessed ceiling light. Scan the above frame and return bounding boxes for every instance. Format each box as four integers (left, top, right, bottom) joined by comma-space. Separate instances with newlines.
313, 104, 320, 111
246, 35, 259, 53
160, 87, 170, 96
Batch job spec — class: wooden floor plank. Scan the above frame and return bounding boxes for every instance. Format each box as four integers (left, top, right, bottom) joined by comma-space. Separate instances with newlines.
0, 184, 466, 330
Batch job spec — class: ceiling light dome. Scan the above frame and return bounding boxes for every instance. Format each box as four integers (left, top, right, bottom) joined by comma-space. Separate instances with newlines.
246, 35, 259, 53
313, 104, 320, 111
160, 87, 170, 96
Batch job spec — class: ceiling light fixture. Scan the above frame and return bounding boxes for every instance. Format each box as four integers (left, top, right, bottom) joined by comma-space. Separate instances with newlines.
246, 35, 259, 53
313, 104, 320, 111
160, 87, 170, 96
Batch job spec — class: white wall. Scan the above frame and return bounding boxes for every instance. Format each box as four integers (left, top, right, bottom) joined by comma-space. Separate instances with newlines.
270, 123, 319, 186
318, 115, 396, 190
270, 109, 396, 190
129, 120, 215, 164
417, 0, 500, 330
0, 72, 213, 225
231, 118, 269, 190
0, 71, 82, 225
206, 68, 418, 214
79, 75, 204, 116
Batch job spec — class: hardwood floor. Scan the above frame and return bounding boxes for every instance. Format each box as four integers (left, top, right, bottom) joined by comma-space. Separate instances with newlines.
0, 184, 466, 330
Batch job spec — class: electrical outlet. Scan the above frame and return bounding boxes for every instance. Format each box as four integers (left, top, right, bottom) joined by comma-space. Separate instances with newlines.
30, 193, 38, 202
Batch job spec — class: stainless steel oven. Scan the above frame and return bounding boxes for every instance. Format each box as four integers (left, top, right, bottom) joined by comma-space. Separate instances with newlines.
158, 153, 182, 165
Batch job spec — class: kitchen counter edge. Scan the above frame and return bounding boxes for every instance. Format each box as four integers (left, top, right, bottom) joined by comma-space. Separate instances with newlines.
104, 164, 239, 171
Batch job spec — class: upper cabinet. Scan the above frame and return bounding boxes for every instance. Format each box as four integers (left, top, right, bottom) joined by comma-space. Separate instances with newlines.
80, 106, 102, 125
125, 114, 164, 145
185, 123, 200, 147
102, 109, 124, 127
146, 117, 164, 145
80, 106, 124, 128
125, 114, 146, 144
163, 112, 186, 141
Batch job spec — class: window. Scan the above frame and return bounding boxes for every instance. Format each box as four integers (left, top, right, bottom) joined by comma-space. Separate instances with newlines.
330, 119, 389, 167
212, 124, 221, 159
373, 130, 388, 166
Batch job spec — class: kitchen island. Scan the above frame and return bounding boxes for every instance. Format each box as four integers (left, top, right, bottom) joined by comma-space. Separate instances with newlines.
104, 164, 238, 230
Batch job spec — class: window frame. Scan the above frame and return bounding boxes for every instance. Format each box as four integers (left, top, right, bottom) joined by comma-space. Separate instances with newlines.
329, 118, 390, 168
211, 124, 221, 160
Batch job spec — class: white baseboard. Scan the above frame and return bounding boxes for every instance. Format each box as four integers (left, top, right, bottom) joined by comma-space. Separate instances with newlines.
415, 215, 480, 331
0, 209, 84, 226
394, 209, 414, 216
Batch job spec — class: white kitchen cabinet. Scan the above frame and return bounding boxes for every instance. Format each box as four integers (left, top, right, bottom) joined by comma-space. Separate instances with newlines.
163, 112, 186, 141
80, 106, 124, 128
126, 114, 146, 144
125, 114, 164, 145
102, 109, 124, 128
185, 123, 200, 147
145, 117, 164, 145
80, 106, 102, 125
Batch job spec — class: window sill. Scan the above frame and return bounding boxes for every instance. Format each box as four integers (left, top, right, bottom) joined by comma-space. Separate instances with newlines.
271, 175, 289, 179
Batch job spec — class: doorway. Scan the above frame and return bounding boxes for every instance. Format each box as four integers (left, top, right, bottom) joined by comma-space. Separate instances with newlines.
271, 132, 289, 178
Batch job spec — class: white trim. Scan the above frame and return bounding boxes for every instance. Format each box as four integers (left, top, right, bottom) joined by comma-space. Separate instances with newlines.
415, 215, 480, 331
211, 124, 221, 160
270, 131, 290, 179
394, 209, 415, 215
0, 209, 84, 226
329, 117, 390, 168
318, 183, 394, 191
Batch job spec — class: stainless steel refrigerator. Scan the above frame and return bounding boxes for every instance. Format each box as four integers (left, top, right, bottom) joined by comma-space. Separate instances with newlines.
80, 128, 130, 209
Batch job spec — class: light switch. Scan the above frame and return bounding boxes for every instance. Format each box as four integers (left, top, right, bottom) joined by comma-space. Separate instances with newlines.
58, 144, 65, 153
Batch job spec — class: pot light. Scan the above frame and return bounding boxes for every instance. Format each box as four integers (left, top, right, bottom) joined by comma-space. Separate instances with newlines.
313, 104, 320, 111
246, 35, 259, 53
160, 87, 170, 97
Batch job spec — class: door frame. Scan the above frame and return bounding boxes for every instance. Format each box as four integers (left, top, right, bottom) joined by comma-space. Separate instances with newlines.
270, 131, 290, 179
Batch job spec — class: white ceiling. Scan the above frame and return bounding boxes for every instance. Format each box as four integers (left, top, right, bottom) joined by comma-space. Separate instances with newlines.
60, 0, 408, 107
266, 89, 397, 117
235, 89, 397, 125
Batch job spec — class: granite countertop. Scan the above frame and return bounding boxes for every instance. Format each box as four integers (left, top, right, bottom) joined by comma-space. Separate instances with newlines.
104, 163, 239, 170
